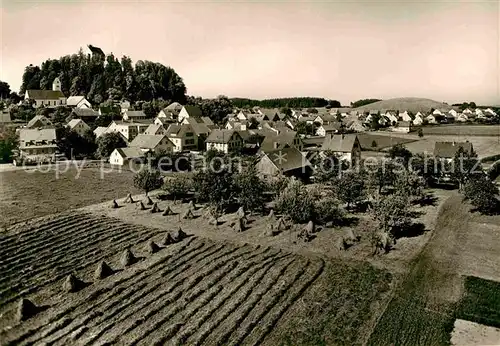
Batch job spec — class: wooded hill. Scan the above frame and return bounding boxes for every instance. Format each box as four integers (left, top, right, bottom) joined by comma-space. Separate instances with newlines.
20, 47, 187, 105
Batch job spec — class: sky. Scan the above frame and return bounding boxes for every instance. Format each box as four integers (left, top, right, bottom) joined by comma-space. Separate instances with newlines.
1, 0, 499, 105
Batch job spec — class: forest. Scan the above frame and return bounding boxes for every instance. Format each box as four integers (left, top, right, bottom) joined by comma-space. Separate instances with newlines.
231, 97, 341, 109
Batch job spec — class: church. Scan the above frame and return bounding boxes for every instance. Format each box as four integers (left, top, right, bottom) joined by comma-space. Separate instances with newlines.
24, 77, 67, 108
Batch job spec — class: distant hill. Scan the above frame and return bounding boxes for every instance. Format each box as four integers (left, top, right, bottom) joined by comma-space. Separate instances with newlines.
354, 97, 455, 113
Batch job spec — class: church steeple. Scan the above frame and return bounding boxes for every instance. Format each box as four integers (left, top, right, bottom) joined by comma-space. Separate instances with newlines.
52, 77, 61, 91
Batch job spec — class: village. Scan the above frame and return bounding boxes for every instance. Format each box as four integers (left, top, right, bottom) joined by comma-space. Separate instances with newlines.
1, 1, 500, 340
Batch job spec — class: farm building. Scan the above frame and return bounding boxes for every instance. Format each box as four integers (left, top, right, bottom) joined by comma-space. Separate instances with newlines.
456, 113, 469, 122
129, 134, 174, 154
225, 119, 248, 131
66, 96, 91, 109
316, 123, 341, 136
205, 129, 244, 154
122, 110, 147, 121
109, 147, 145, 166
71, 108, 100, 122
256, 146, 312, 181
144, 124, 165, 135
434, 141, 474, 161
18, 128, 57, 163
66, 119, 90, 137
259, 130, 303, 153
392, 121, 411, 133
413, 113, 424, 125
157, 102, 183, 121
165, 123, 199, 152
321, 134, 361, 163
26, 115, 53, 129
399, 111, 412, 122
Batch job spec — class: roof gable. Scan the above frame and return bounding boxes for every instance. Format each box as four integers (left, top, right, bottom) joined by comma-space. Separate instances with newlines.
262, 147, 311, 172
434, 141, 473, 158
321, 134, 359, 153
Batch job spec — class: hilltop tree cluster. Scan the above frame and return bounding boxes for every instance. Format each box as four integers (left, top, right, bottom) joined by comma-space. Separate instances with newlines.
19, 48, 187, 105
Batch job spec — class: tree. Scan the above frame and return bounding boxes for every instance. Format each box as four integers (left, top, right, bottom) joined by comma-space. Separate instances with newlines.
449, 147, 482, 191
463, 175, 499, 215
417, 128, 424, 138
274, 178, 315, 223
280, 107, 292, 117
371, 193, 413, 238
162, 175, 193, 200
371, 140, 377, 148
350, 99, 382, 108
0, 80, 11, 99
233, 167, 267, 213
96, 132, 127, 159
334, 171, 366, 209
295, 121, 316, 136
133, 168, 163, 196
410, 153, 441, 185
313, 151, 345, 183
193, 165, 234, 212
307, 108, 319, 114
0, 127, 17, 163
387, 144, 413, 167
55, 126, 96, 159
365, 160, 395, 196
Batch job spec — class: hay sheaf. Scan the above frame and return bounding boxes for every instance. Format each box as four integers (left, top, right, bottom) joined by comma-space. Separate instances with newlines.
136, 201, 146, 210
121, 248, 138, 266
110, 199, 119, 209
150, 202, 160, 213
173, 228, 187, 242
147, 240, 161, 254
162, 206, 174, 216
63, 274, 85, 293
182, 209, 194, 220
124, 193, 135, 203
94, 261, 114, 280
16, 298, 39, 322
163, 232, 175, 245
144, 196, 154, 206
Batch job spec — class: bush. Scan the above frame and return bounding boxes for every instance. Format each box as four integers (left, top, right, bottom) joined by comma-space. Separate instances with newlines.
463, 175, 500, 215
162, 175, 193, 200
417, 128, 424, 137
233, 167, 267, 212
314, 197, 344, 225
133, 169, 163, 195
274, 178, 315, 223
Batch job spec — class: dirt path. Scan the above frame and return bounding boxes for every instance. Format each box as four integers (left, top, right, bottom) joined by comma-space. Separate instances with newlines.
367, 192, 480, 345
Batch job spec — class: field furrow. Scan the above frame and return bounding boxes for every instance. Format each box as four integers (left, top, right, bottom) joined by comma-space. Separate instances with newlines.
169, 252, 290, 345
96, 244, 264, 345
9, 237, 203, 346
0, 224, 159, 306
140, 249, 283, 345
242, 259, 326, 346
200, 256, 297, 346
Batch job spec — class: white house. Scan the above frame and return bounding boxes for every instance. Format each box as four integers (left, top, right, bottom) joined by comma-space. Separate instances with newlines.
456, 113, 469, 122
485, 108, 497, 116
384, 111, 399, 124
316, 123, 341, 136
432, 109, 443, 116
66, 96, 91, 109
165, 123, 198, 152
399, 111, 412, 122
129, 134, 174, 154
25, 78, 66, 108
320, 134, 361, 164
205, 129, 244, 154
413, 113, 424, 125
66, 119, 90, 137
109, 147, 145, 166
18, 128, 57, 163
178, 105, 203, 123
93, 126, 108, 138
426, 114, 438, 124
463, 108, 473, 114
105, 120, 150, 141
122, 110, 147, 121
448, 109, 458, 118
225, 120, 247, 131
392, 121, 411, 133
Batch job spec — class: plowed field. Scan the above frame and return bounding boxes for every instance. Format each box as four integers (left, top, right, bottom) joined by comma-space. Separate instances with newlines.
0, 212, 392, 345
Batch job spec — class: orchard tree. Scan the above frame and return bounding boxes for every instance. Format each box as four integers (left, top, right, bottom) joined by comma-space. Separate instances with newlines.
233, 166, 267, 213
162, 175, 193, 200
387, 144, 413, 167
463, 175, 499, 215
372, 193, 413, 238
334, 171, 366, 209
450, 147, 482, 191
274, 178, 316, 223
193, 165, 234, 212
133, 168, 162, 196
